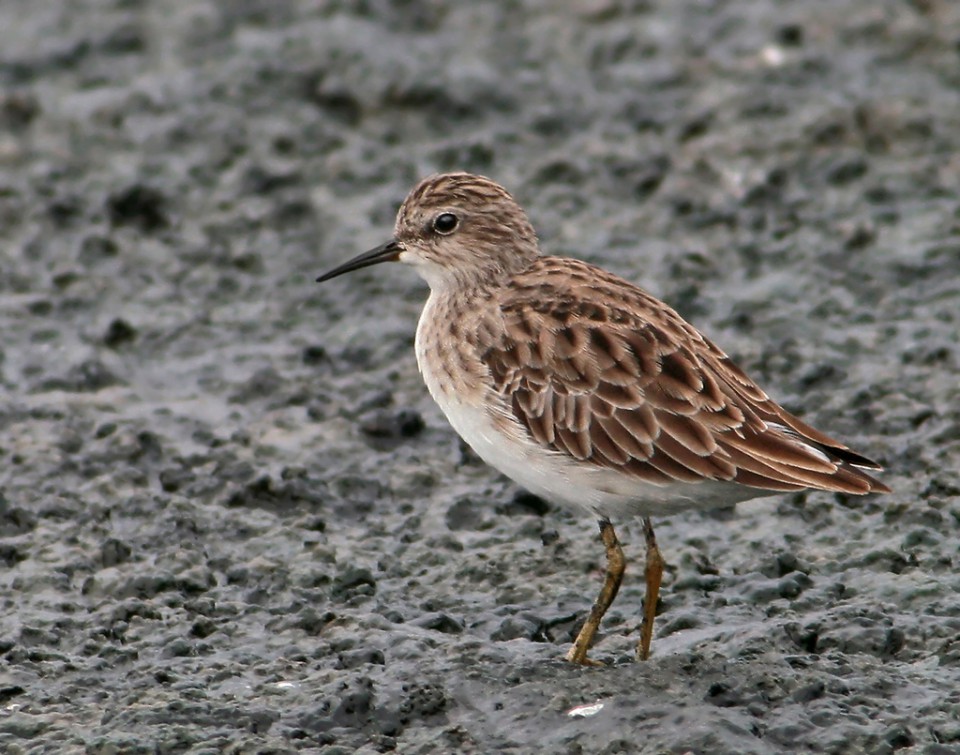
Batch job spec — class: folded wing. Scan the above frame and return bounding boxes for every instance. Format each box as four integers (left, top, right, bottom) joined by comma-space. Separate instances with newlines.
479, 258, 889, 496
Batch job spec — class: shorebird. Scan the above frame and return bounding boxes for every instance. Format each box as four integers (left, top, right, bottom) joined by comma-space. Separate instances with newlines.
317, 172, 889, 664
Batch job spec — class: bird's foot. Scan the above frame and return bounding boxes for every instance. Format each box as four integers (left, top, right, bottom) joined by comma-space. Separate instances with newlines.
564, 646, 606, 667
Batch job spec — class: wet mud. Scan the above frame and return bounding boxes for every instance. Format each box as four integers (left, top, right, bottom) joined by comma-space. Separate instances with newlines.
1, 1, 958, 753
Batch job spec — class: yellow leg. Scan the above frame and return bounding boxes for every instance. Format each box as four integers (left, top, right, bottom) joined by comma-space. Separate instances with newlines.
637, 517, 663, 661
565, 520, 625, 665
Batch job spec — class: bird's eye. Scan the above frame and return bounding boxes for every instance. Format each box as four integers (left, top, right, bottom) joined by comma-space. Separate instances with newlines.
432, 212, 459, 235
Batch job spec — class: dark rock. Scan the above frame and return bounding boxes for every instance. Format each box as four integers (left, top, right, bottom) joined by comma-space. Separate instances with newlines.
496, 489, 550, 517
331, 568, 377, 601
100, 538, 132, 567
411, 613, 463, 635
103, 318, 138, 348
107, 184, 169, 232
336, 648, 386, 669
359, 408, 424, 440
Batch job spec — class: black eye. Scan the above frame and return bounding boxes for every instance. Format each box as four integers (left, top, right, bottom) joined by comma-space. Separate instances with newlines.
432, 212, 459, 234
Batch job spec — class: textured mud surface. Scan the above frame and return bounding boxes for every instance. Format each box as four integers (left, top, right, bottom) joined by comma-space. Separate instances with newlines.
1, 1, 959, 753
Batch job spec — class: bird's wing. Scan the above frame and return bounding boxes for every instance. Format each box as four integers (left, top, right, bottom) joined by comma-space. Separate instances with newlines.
479, 259, 888, 495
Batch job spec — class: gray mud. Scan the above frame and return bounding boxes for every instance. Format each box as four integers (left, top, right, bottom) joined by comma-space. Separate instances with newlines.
1, 1, 959, 753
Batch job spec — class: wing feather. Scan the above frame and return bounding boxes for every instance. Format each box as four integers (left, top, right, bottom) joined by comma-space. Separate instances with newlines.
479, 257, 889, 496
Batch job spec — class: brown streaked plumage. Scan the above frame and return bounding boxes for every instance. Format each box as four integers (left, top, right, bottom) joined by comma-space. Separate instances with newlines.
318, 172, 890, 665
482, 255, 887, 496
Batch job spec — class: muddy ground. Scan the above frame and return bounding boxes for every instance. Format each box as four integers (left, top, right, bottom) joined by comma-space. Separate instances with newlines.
1, 1, 959, 753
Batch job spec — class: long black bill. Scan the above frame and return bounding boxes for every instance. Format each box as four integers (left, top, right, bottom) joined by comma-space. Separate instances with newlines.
316, 239, 404, 282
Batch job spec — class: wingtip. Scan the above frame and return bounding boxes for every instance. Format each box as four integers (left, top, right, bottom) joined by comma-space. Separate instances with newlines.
847, 465, 891, 495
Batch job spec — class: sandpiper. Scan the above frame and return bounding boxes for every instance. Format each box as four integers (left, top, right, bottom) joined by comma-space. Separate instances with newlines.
317, 172, 890, 665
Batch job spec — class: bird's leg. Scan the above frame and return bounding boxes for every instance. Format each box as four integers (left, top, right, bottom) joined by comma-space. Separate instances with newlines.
638, 516, 664, 661
565, 519, 625, 665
